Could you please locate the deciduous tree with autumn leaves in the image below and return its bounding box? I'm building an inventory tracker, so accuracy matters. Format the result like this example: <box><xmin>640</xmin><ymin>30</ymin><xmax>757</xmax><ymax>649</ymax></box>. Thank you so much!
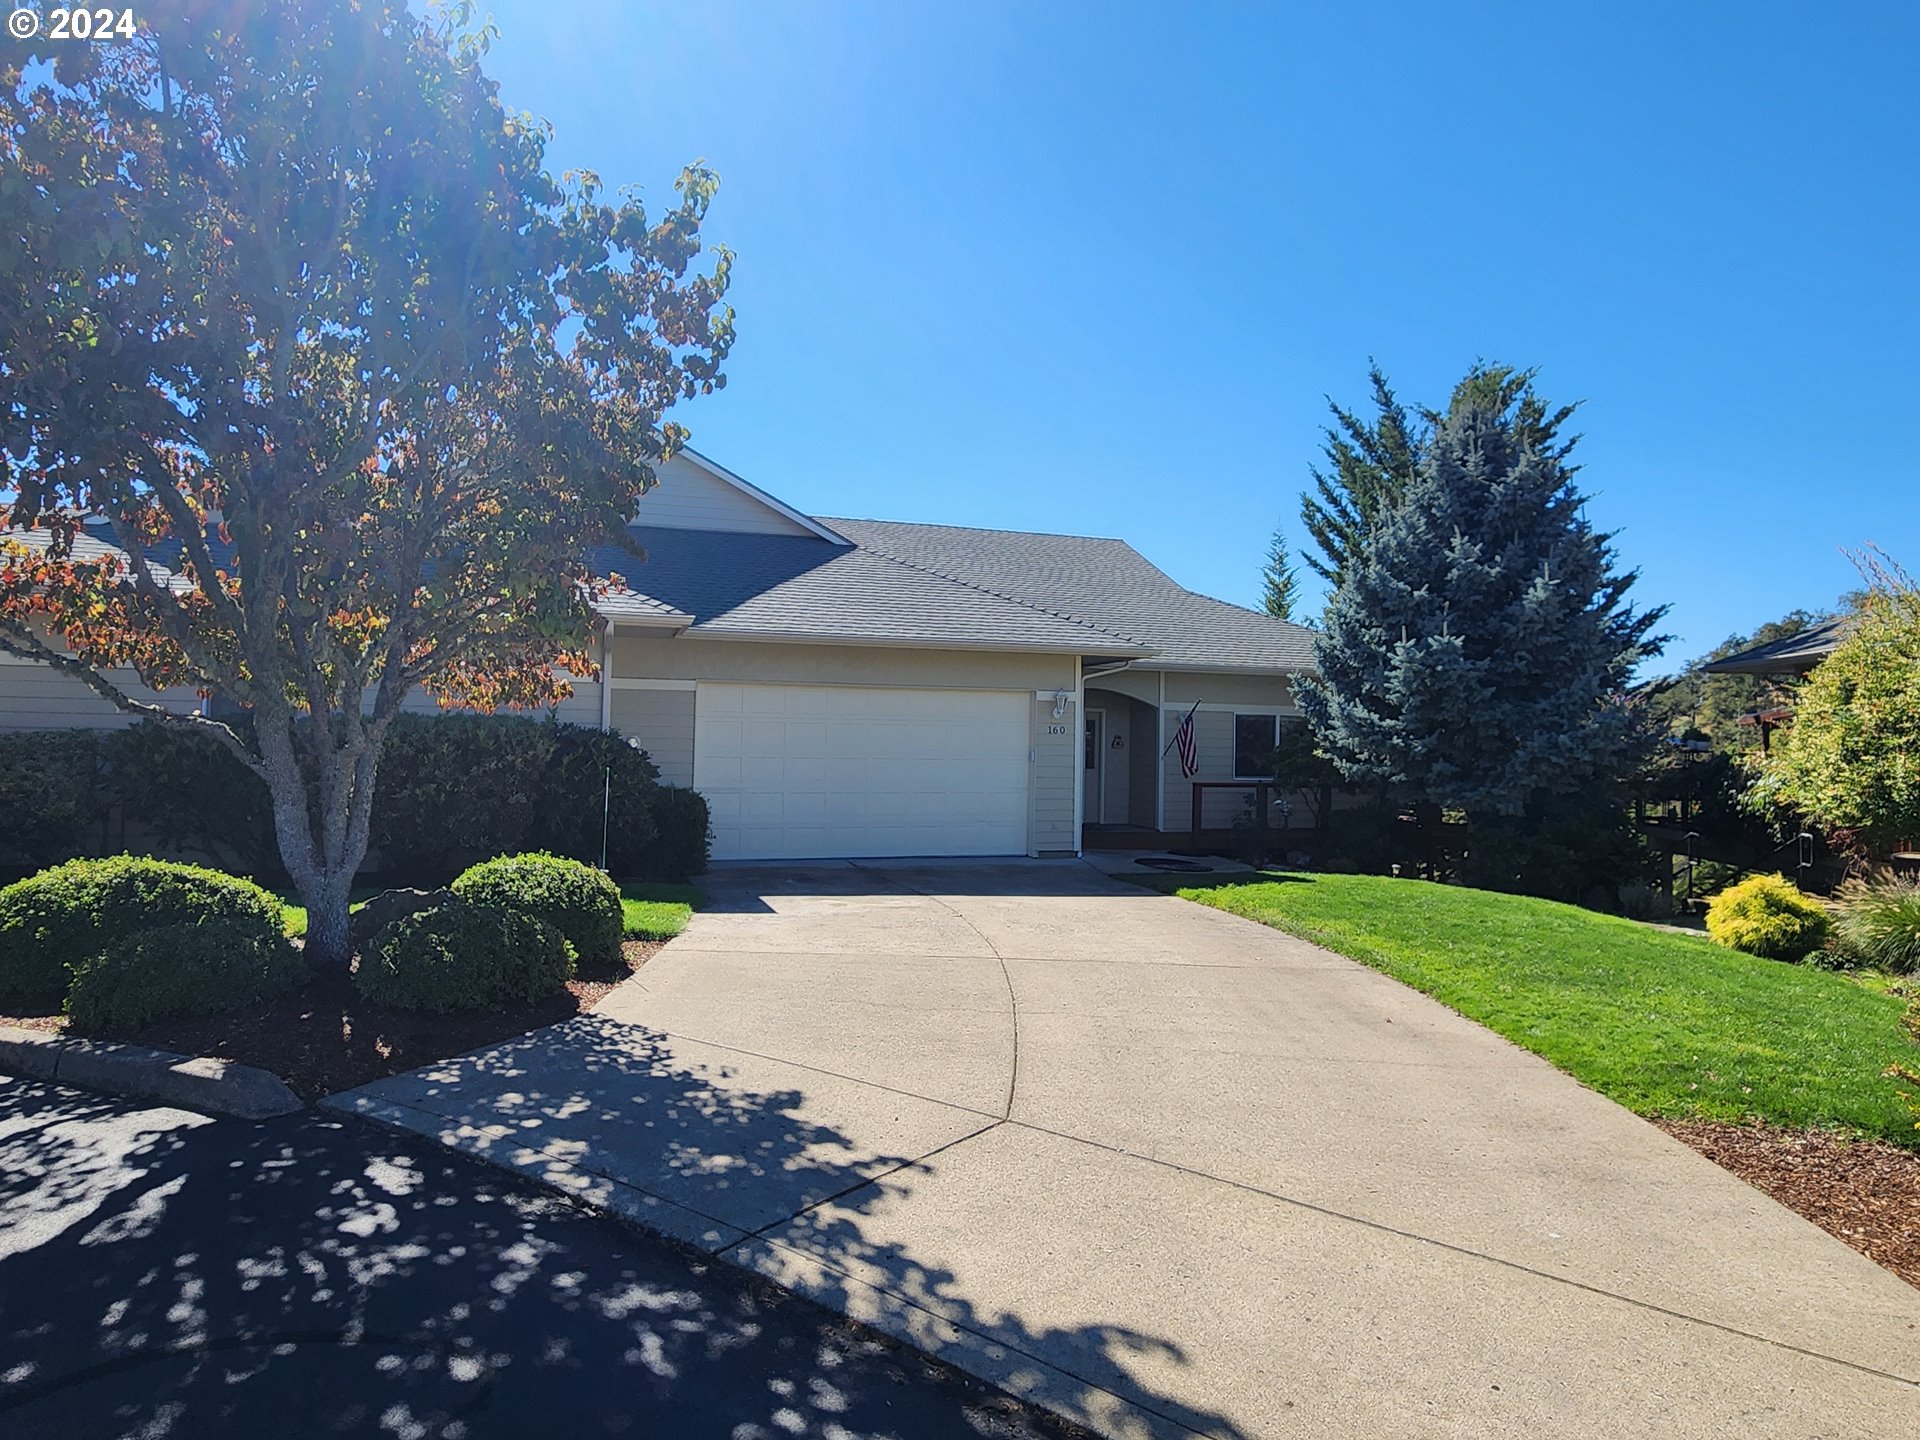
<box><xmin>0</xmin><ymin>1</ymin><xmax>734</xmax><ymax>965</ymax></box>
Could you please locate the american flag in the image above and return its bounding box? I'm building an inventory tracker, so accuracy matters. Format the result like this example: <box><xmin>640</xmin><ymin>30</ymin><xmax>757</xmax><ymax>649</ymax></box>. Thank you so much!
<box><xmin>1173</xmin><ymin>703</ymin><xmax>1200</xmax><ymax>778</ymax></box>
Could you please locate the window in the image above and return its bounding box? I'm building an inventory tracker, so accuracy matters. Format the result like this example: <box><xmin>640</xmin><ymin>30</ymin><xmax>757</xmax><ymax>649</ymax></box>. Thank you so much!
<box><xmin>1233</xmin><ymin>713</ymin><xmax>1279</xmax><ymax>778</ymax></box>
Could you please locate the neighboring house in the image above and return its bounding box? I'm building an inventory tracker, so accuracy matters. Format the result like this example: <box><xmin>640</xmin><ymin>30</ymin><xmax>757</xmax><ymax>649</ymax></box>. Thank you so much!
<box><xmin>0</xmin><ymin>452</ymin><xmax>1318</xmax><ymax>862</ymax></box>
<box><xmin>1700</xmin><ymin>615</ymin><xmax>1852</xmax><ymax>751</ymax></box>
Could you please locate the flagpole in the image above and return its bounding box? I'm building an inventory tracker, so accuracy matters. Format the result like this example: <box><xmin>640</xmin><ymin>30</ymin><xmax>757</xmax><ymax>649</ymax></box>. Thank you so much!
<box><xmin>1161</xmin><ymin>699</ymin><xmax>1201</xmax><ymax>756</ymax></box>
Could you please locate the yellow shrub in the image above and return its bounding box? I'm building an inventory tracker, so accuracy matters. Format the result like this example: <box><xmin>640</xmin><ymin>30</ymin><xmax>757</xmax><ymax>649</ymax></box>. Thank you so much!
<box><xmin>1704</xmin><ymin>873</ymin><xmax>1830</xmax><ymax>962</ymax></box>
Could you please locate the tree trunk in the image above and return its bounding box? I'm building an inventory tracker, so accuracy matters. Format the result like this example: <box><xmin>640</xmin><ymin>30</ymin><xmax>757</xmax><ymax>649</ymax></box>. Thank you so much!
<box><xmin>253</xmin><ymin>711</ymin><xmax>382</xmax><ymax>972</ymax></box>
<box><xmin>300</xmin><ymin>868</ymin><xmax>357</xmax><ymax>971</ymax></box>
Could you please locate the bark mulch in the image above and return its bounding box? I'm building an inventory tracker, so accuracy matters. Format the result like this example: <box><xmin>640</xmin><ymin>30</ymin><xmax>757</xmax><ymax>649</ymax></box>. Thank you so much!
<box><xmin>1</xmin><ymin>938</ymin><xmax>665</xmax><ymax>1103</ymax></box>
<box><xmin>1657</xmin><ymin>1118</ymin><xmax>1920</xmax><ymax>1289</ymax></box>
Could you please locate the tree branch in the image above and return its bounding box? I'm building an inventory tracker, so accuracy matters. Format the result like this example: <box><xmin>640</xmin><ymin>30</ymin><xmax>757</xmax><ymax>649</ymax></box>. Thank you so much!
<box><xmin>0</xmin><ymin>624</ymin><xmax>266</xmax><ymax>780</ymax></box>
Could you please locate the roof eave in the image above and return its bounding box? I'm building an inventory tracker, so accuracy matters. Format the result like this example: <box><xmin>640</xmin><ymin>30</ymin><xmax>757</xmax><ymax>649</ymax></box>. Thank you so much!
<box><xmin>680</xmin><ymin>625</ymin><xmax>1157</xmax><ymax>658</ymax></box>
<box><xmin>1134</xmin><ymin>658</ymin><xmax>1317</xmax><ymax>676</ymax></box>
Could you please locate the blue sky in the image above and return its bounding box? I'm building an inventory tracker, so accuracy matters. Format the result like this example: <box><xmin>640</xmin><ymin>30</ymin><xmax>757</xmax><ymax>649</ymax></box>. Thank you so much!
<box><xmin>482</xmin><ymin>0</ymin><xmax>1916</xmax><ymax>669</ymax></box>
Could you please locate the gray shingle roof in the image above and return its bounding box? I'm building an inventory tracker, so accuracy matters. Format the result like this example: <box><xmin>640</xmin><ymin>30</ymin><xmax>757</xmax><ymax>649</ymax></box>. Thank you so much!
<box><xmin>1701</xmin><ymin>615</ymin><xmax>1851</xmax><ymax>676</ymax></box>
<box><xmin>817</xmin><ymin>518</ymin><xmax>1318</xmax><ymax>672</ymax></box>
<box><xmin>590</xmin><ymin>528</ymin><xmax>1150</xmax><ymax>654</ymax></box>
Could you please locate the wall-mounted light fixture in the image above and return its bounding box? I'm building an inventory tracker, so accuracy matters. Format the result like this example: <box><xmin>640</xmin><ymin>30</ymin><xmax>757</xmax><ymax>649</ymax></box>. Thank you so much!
<box><xmin>1051</xmin><ymin>690</ymin><xmax>1071</xmax><ymax>720</ymax></box>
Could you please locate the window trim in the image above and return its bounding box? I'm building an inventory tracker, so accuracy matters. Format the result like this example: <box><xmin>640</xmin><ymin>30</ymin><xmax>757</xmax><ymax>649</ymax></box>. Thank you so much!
<box><xmin>1231</xmin><ymin>711</ymin><xmax>1282</xmax><ymax>780</ymax></box>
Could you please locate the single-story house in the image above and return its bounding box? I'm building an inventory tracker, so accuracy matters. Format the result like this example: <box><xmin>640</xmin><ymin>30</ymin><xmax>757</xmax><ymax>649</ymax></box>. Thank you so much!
<box><xmin>1701</xmin><ymin>615</ymin><xmax>1851</xmax><ymax>752</ymax></box>
<box><xmin>0</xmin><ymin>451</ymin><xmax>1319</xmax><ymax>861</ymax></box>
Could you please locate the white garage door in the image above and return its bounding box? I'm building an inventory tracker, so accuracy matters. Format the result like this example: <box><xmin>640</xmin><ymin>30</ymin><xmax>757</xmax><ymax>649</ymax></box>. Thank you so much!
<box><xmin>694</xmin><ymin>683</ymin><xmax>1031</xmax><ymax>860</ymax></box>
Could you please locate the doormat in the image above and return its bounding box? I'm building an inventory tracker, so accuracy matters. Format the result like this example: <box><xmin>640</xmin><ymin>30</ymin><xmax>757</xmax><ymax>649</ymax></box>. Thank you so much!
<box><xmin>1134</xmin><ymin>857</ymin><xmax>1214</xmax><ymax>873</ymax></box>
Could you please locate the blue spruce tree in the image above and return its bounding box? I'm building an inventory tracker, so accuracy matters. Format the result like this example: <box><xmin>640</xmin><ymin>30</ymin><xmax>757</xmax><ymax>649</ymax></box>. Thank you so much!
<box><xmin>1298</xmin><ymin>394</ymin><xmax>1665</xmax><ymax>821</ymax></box>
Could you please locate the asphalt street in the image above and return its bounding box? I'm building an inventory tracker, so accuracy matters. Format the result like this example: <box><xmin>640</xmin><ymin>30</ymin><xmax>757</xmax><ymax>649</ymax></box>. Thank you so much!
<box><xmin>0</xmin><ymin>1074</ymin><xmax>1082</xmax><ymax>1440</ymax></box>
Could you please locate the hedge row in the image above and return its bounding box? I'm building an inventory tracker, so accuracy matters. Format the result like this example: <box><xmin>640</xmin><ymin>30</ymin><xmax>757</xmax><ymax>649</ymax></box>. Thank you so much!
<box><xmin>0</xmin><ymin>714</ymin><xmax>709</xmax><ymax>884</ymax></box>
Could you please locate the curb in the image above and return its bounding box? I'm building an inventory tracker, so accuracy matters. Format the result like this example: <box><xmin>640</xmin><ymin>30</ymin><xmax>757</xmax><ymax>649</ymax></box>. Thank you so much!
<box><xmin>0</xmin><ymin>1024</ymin><xmax>303</xmax><ymax>1119</ymax></box>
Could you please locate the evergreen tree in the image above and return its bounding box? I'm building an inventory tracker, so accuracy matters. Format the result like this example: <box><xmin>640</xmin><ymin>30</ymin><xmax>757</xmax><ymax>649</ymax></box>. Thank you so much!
<box><xmin>1300</xmin><ymin>361</ymin><xmax>1580</xmax><ymax>588</ymax></box>
<box><xmin>1296</xmin><ymin>397</ymin><xmax>1665</xmax><ymax>817</ymax></box>
<box><xmin>1260</xmin><ymin>527</ymin><xmax>1300</xmax><ymax>619</ymax></box>
<box><xmin>1299</xmin><ymin>364</ymin><xmax>1420</xmax><ymax>587</ymax></box>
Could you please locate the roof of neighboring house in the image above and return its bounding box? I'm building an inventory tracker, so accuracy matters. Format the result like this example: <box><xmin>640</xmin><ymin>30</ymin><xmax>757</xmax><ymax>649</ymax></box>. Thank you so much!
<box><xmin>2</xmin><ymin>524</ymin><xmax>185</xmax><ymax>591</ymax></box>
<box><xmin>11</xmin><ymin>473</ymin><xmax>1322</xmax><ymax>673</ymax></box>
<box><xmin>590</xmin><ymin>527</ymin><xmax>1153</xmax><ymax>655</ymax></box>
<box><xmin>1701</xmin><ymin>615</ymin><xmax>1852</xmax><ymax>676</ymax></box>
<box><xmin>816</xmin><ymin>517</ymin><xmax>1319</xmax><ymax>672</ymax></box>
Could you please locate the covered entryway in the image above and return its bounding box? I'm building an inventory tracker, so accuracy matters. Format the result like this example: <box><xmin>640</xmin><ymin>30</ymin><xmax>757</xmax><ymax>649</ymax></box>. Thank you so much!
<box><xmin>693</xmin><ymin>682</ymin><xmax>1031</xmax><ymax>860</ymax></box>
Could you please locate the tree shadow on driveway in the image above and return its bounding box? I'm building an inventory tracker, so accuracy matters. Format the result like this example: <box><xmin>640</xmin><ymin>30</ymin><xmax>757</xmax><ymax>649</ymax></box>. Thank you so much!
<box><xmin>321</xmin><ymin>1013</ymin><xmax>1252</xmax><ymax>1439</ymax></box>
<box><xmin>0</xmin><ymin>1026</ymin><xmax>1249</xmax><ymax>1440</ymax></box>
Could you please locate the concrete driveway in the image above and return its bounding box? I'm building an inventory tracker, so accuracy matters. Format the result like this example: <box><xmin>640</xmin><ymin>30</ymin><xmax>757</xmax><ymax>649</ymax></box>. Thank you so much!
<box><xmin>333</xmin><ymin>860</ymin><xmax>1920</xmax><ymax>1439</ymax></box>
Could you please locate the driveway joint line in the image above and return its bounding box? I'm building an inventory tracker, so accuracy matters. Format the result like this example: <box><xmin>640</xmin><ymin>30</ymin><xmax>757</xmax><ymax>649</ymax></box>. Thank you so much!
<box><xmin>847</xmin><ymin>862</ymin><xmax>1023</xmax><ymax>1121</ymax></box>
<box><xmin>991</xmin><ymin>1113</ymin><xmax>1920</xmax><ymax>1389</ymax></box>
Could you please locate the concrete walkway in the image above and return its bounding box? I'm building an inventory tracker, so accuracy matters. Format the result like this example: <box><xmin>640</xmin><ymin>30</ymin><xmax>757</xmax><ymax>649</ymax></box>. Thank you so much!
<box><xmin>332</xmin><ymin>860</ymin><xmax>1920</xmax><ymax>1439</ymax></box>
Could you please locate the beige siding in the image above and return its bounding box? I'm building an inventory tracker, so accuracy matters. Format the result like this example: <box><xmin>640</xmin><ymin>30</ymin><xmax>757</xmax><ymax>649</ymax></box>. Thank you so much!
<box><xmin>1164</xmin><ymin>671</ymin><xmax>1298</xmax><ymax>707</ymax></box>
<box><xmin>1087</xmin><ymin>668</ymin><xmax>1158</xmax><ymax>705</ymax></box>
<box><xmin>1085</xmin><ymin>667</ymin><xmax>1298</xmax><ymax>709</ymax></box>
<box><xmin>609</xmin><ymin>686</ymin><xmax>696</xmax><ymax>787</ymax></box>
<box><xmin>610</xmin><ymin>635</ymin><xmax>1075</xmax><ymax>693</ymax></box>
<box><xmin>1030</xmin><ymin>692</ymin><xmax>1077</xmax><ymax>854</ymax></box>
<box><xmin>1087</xmin><ymin>669</ymin><xmax>1303</xmax><ymax>833</ymax></box>
<box><xmin>630</xmin><ymin>453</ymin><xmax>819</xmax><ymax>536</ymax></box>
<box><xmin>1162</xmin><ymin>692</ymin><xmax>1305</xmax><ymax>832</ymax></box>
<box><xmin>0</xmin><ymin>653</ymin><xmax>200</xmax><ymax>731</ymax></box>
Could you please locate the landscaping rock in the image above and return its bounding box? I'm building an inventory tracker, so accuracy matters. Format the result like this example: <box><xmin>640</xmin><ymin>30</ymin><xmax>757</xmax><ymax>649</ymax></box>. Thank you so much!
<box><xmin>348</xmin><ymin>887</ymin><xmax>452</xmax><ymax>953</ymax></box>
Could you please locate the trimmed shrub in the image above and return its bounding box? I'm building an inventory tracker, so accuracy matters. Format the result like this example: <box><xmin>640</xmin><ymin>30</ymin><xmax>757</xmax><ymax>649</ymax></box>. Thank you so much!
<box><xmin>535</xmin><ymin>729</ymin><xmax>661</xmax><ymax>878</ymax></box>
<box><xmin>645</xmin><ymin>786</ymin><xmax>711</xmax><ymax>882</ymax></box>
<box><xmin>370</xmin><ymin>714</ymin><xmax>557</xmax><ymax>882</ymax></box>
<box><xmin>1704</xmin><ymin>873</ymin><xmax>1830</xmax><ymax>962</ymax></box>
<box><xmin>369</xmin><ymin>713</ymin><xmax>668</xmax><ymax>883</ymax></box>
<box><xmin>1831</xmin><ymin>872</ymin><xmax>1920</xmax><ymax>974</ymax></box>
<box><xmin>453</xmin><ymin>853</ymin><xmax>623</xmax><ymax>967</ymax></box>
<box><xmin>66</xmin><ymin>917</ymin><xmax>301</xmax><ymax>1033</ymax></box>
<box><xmin>0</xmin><ymin>730</ymin><xmax>103</xmax><ymax>875</ymax></box>
<box><xmin>355</xmin><ymin>896</ymin><xmax>574</xmax><ymax>1012</ymax></box>
<box><xmin>0</xmin><ymin>855</ymin><xmax>293</xmax><ymax>1015</ymax></box>
<box><xmin>347</xmin><ymin>887</ymin><xmax>452</xmax><ymax>954</ymax></box>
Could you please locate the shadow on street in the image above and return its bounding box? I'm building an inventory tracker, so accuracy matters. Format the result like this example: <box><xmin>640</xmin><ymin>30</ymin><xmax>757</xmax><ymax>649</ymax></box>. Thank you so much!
<box><xmin>0</xmin><ymin>1077</ymin><xmax>1097</xmax><ymax>1440</ymax></box>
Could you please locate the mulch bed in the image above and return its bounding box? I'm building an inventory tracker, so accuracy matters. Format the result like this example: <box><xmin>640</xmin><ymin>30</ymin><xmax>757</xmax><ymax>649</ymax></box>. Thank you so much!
<box><xmin>1</xmin><ymin>938</ymin><xmax>665</xmax><ymax>1102</ymax></box>
<box><xmin>1656</xmin><ymin>1118</ymin><xmax>1920</xmax><ymax>1289</ymax></box>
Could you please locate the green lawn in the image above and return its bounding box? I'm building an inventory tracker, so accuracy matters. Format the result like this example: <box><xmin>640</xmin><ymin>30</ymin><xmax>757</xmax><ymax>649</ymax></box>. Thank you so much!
<box><xmin>619</xmin><ymin>882</ymin><xmax>705</xmax><ymax>940</ymax></box>
<box><xmin>281</xmin><ymin>882</ymin><xmax>706</xmax><ymax>942</ymax></box>
<box><xmin>278</xmin><ymin>888</ymin><xmax>381</xmax><ymax>939</ymax></box>
<box><xmin>1157</xmin><ymin>871</ymin><xmax>1918</xmax><ymax>1143</ymax></box>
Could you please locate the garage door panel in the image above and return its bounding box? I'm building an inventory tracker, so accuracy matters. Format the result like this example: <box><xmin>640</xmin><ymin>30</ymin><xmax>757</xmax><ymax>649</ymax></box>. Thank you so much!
<box><xmin>695</xmin><ymin>682</ymin><xmax>1032</xmax><ymax>860</ymax></box>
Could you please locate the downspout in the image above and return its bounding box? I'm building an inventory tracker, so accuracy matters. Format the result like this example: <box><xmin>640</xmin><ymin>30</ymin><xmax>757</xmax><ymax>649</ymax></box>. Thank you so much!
<box><xmin>599</xmin><ymin>623</ymin><xmax>613</xmax><ymax>732</ymax></box>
